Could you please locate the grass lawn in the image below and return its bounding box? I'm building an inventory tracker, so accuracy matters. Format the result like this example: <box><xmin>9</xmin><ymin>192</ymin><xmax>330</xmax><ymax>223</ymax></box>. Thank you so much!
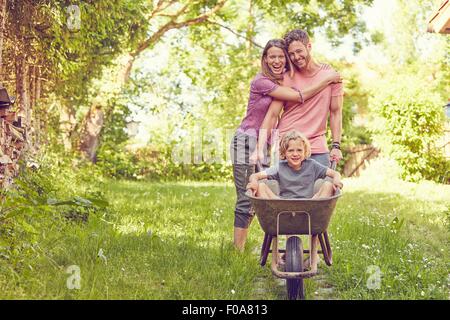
<box><xmin>0</xmin><ymin>160</ymin><xmax>449</xmax><ymax>299</ymax></box>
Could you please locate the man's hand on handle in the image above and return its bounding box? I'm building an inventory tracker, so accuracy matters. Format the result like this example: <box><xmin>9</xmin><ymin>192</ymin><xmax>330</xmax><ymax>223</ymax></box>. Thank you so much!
<box><xmin>249</xmin><ymin>148</ymin><xmax>265</xmax><ymax>166</ymax></box>
<box><xmin>330</xmin><ymin>148</ymin><xmax>342</xmax><ymax>163</ymax></box>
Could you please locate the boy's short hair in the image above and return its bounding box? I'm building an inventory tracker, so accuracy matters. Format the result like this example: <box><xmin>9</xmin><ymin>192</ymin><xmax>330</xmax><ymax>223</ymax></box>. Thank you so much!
<box><xmin>279</xmin><ymin>130</ymin><xmax>311</xmax><ymax>160</ymax></box>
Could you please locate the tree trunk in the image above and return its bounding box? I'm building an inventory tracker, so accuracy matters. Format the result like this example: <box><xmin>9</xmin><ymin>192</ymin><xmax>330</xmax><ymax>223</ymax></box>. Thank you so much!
<box><xmin>246</xmin><ymin>0</ymin><xmax>254</xmax><ymax>57</ymax></box>
<box><xmin>35</xmin><ymin>66</ymin><xmax>41</xmax><ymax>101</ymax></box>
<box><xmin>29</xmin><ymin>64</ymin><xmax>35</xmax><ymax>108</ymax></box>
<box><xmin>15</xmin><ymin>52</ymin><xmax>30</xmax><ymax>126</ymax></box>
<box><xmin>60</xmin><ymin>104</ymin><xmax>76</xmax><ymax>152</ymax></box>
<box><xmin>78</xmin><ymin>104</ymin><xmax>104</xmax><ymax>162</ymax></box>
<box><xmin>0</xmin><ymin>0</ymin><xmax>7</xmax><ymax>83</ymax></box>
<box><xmin>77</xmin><ymin>54</ymin><xmax>132</xmax><ymax>158</ymax></box>
<box><xmin>33</xmin><ymin>65</ymin><xmax>41</xmax><ymax>147</ymax></box>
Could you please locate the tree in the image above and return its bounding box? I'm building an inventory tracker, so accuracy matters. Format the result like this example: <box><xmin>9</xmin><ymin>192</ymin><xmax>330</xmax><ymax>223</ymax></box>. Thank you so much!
<box><xmin>78</xmin><ymin>0</ymin><xmax>227</xmax><ymax>162</ymax></box>
<box><xmin>365</xmin><ymin>0</ymin><xmax>449</xmax><ymax>182</ymax></box>
<box><xmin>0</xmin><ymin>0</ymin><xmax>6</xmax><ymax>82</ymax></box>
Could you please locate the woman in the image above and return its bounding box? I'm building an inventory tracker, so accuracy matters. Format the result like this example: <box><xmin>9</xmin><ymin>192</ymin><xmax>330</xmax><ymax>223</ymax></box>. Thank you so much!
<box><xmin>230</xmin><ymin>39</ymin><xmax>341</xmax><ymax>251</ymax></box>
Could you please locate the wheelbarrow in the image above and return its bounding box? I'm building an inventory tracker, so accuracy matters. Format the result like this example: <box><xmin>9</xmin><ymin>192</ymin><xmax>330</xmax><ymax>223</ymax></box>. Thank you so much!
<box><xmin>245</xmin><ymin>163</ymin><xmax>342</xmax><ymax>300</ymax></box>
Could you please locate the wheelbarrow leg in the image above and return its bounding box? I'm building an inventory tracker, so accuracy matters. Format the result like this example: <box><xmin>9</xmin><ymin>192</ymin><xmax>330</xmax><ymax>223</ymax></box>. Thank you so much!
<box><xmin>260</xmin><ymin>233</ymin><xmax>272</xmax><ymax>266</ymax></box>
<box><xmin>323</xmin><ymin>231</ymin><xmax>333</xmax><ymax>266</ymax></box>
<box><xmin>318</xmin><ymin>232</ymin><xmax>333</xmax><ymax>266</ymax></box>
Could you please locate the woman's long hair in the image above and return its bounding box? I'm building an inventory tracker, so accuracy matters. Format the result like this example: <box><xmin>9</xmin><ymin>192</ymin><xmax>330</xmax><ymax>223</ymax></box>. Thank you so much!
<box><xmin>260</xmin><ymin>39</ymin><xmax>294</xmax><ymax>84</ymax></box>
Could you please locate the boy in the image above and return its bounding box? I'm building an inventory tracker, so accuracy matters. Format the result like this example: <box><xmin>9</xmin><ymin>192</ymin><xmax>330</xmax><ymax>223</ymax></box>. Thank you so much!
<box><xmin>246</xmin><ymin>130</ymin><xmax>343</xmax><ymax>271</ymax></box>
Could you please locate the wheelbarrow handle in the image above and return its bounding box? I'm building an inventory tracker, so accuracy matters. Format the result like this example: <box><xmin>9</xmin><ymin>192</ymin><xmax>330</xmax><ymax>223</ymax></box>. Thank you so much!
<box><xmin>330</xmin><ymin>160</ymin><xmax>337</xmax><ymax>170</ymax></box>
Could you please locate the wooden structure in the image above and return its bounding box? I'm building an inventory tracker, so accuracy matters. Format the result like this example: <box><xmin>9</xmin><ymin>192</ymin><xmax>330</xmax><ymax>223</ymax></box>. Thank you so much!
<box><xmin>0</xmin><ymin>87</ymin><xmax>26</xmax><ymax>188</ymax></box>
<box><xmin>343</xmin><ymin>144</ymin><xmax>380</xmax><ymax>177</ymax></box>
<box><xmin>428</xmin><ymin>0</ymin><xmax>450</xmax><ymax>33</ymax></box>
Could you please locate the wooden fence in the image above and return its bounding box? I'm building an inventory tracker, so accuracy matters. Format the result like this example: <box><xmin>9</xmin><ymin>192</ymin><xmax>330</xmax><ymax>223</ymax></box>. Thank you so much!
<box><xmin>342</xmin><ymin>144</ymin><xmax>380</xmax><ymax>177</ymax></box>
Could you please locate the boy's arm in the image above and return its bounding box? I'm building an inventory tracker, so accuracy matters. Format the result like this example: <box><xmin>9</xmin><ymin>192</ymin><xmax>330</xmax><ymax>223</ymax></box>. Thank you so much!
<box><xmin>246</xmin><ymin>171</ymin><xmax>269</xmax><ymax>195</ymax></box>
<box><xmin>325</xmin><ymin>168</ymin><xmax>343</xmax><ymax>189</ymax></box>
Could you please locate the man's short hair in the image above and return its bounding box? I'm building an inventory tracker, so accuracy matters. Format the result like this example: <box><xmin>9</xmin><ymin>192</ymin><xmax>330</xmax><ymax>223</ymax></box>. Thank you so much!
<box><xmin>283</xmin><ymin>29</ymin><xmax>310</xmax><ymax>48</ymax></box>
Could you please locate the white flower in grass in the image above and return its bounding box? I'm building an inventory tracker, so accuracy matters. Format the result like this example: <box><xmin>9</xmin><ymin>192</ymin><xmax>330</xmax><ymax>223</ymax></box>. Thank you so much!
<box><xmin>98</xmin><ymin>248</ymin><xmax>107</xmax><ymax>265</ymax></box>
<box><xmin>362</xmin><ymin>244</ymin><xmax>370</xmax><ymax>250</ymax></box>
<box><xmin>231</xmin><ymin>289</ymin><xmax>236</xmax><ymax>295</ymax></box>
<box><xmin>421</xmin><ymin>291</ymin><xmax>425</xmax><ymax>297</ymax></box>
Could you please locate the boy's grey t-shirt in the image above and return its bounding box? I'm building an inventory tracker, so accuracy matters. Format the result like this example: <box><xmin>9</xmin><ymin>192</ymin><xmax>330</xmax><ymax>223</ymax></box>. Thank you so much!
<box><xmin>265</xmin><ymin>159</ymin><xmax>328</xmax><ymax>199</ymax></box>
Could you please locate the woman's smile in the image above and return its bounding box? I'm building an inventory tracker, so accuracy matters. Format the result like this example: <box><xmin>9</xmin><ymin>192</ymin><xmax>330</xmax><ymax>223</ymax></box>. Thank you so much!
<box><xmin>265</xmin><ymin>46</ymin><xmax>286</xmax><ymax>75</ymax></box>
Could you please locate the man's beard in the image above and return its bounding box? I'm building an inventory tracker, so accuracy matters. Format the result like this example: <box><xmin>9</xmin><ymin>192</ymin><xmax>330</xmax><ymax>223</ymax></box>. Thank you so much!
<box><xmin>295</xmin><ymin>53</ymin><xmax>311</xmax><ymax>70</ymax></box>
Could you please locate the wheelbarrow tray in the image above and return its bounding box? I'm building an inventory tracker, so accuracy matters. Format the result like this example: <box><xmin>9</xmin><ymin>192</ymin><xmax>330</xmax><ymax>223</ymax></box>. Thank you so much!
<box><xmin>246</xmin><ymin>187</ymin><xmax>341</xmax><ymax>235</ymax></box>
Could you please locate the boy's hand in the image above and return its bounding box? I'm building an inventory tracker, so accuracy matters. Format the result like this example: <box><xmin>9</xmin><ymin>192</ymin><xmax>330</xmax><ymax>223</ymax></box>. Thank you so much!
<box><xmin>246</xmin><ymin>181</ymin><xmax>258</xmax><ymax>196</ymax></box>
<box><xmin>332</xmin><ymin>178</ymin><xmax>343</xmax><ymax>190</ymax></box>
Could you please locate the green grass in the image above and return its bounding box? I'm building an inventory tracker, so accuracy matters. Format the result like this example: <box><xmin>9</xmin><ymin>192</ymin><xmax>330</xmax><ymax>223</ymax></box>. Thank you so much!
<box><xmin>0</xmin><ymin>163</ymin><xmax>449</xmax><ymax>299</ymax></box>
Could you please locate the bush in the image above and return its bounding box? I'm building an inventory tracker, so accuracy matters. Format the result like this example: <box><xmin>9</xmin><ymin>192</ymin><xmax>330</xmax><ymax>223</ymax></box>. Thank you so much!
<box><xmin>0</xmin><ymin>150</ymin><xmax>108</xmax><ymax>272</ymax></box>
<box><xmin>369</xmin><ymin>74</ymin><xmax>449</xmax><ymax>182</ymax></box>
<box><xmin>97</xmin><ymin>144</ymin><xmax>233</xmax><ymax>182</ymax></box>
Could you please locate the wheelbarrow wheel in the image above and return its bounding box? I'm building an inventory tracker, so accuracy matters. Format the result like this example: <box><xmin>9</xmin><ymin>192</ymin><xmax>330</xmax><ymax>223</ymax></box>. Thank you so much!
<box><xmin>285</xmin><ymin>236</ymin><xmax>304</xmax><ymax>300</ymax></box>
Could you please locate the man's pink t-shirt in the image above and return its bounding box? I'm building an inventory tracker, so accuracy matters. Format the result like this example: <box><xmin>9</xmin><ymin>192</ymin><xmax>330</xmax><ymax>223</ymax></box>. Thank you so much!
<box><xmin>278</xmin><ymin>68</ymin><xmax>343</xmax><ymax>154</ymax></box>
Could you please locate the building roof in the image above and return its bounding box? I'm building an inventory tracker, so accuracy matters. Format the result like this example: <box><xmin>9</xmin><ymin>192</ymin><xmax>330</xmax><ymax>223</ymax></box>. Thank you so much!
<box><xmin>428</xmin><ymin>0</ymin><xmax>450</xmax><ymax>33</ymax></box>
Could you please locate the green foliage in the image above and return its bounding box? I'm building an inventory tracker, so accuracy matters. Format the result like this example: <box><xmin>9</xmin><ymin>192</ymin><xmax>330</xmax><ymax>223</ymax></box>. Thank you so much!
<box><xmin>36</xmin><ymin>0</ymin><xmax>150</xmax><ymax>105</ymax></box>
<box><xmin>369</xmin><ymin>74</ymin><xmax>449</xmax><ymax>182</ymax></box>
<box><xmin>254</xmin><ymin>0</ymin><xmax>373</xmax><ymax>49</ymax></box>
<box><xmin>97</xmin><ymin>143</ymin><xmax>233</xmax><ymax>182</ymax></box>
<box><xmin>0</xmin><ymin>150</ymin><xmax>109</xmax><ymax>273</ymax></box>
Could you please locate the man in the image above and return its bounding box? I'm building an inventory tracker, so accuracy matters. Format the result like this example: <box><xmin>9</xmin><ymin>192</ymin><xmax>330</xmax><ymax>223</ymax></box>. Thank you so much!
<box><xmin>256</xmin><ymin>29</ymin><xmax>344</xmax><ymax>271</ymax></box>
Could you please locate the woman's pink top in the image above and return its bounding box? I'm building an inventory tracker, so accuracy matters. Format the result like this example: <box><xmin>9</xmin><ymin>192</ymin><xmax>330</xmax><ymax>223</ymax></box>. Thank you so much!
<box><xmin>237</xmin><ymin>73</ymin><xmax>279</xmax><ymax>137</ymax></box>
